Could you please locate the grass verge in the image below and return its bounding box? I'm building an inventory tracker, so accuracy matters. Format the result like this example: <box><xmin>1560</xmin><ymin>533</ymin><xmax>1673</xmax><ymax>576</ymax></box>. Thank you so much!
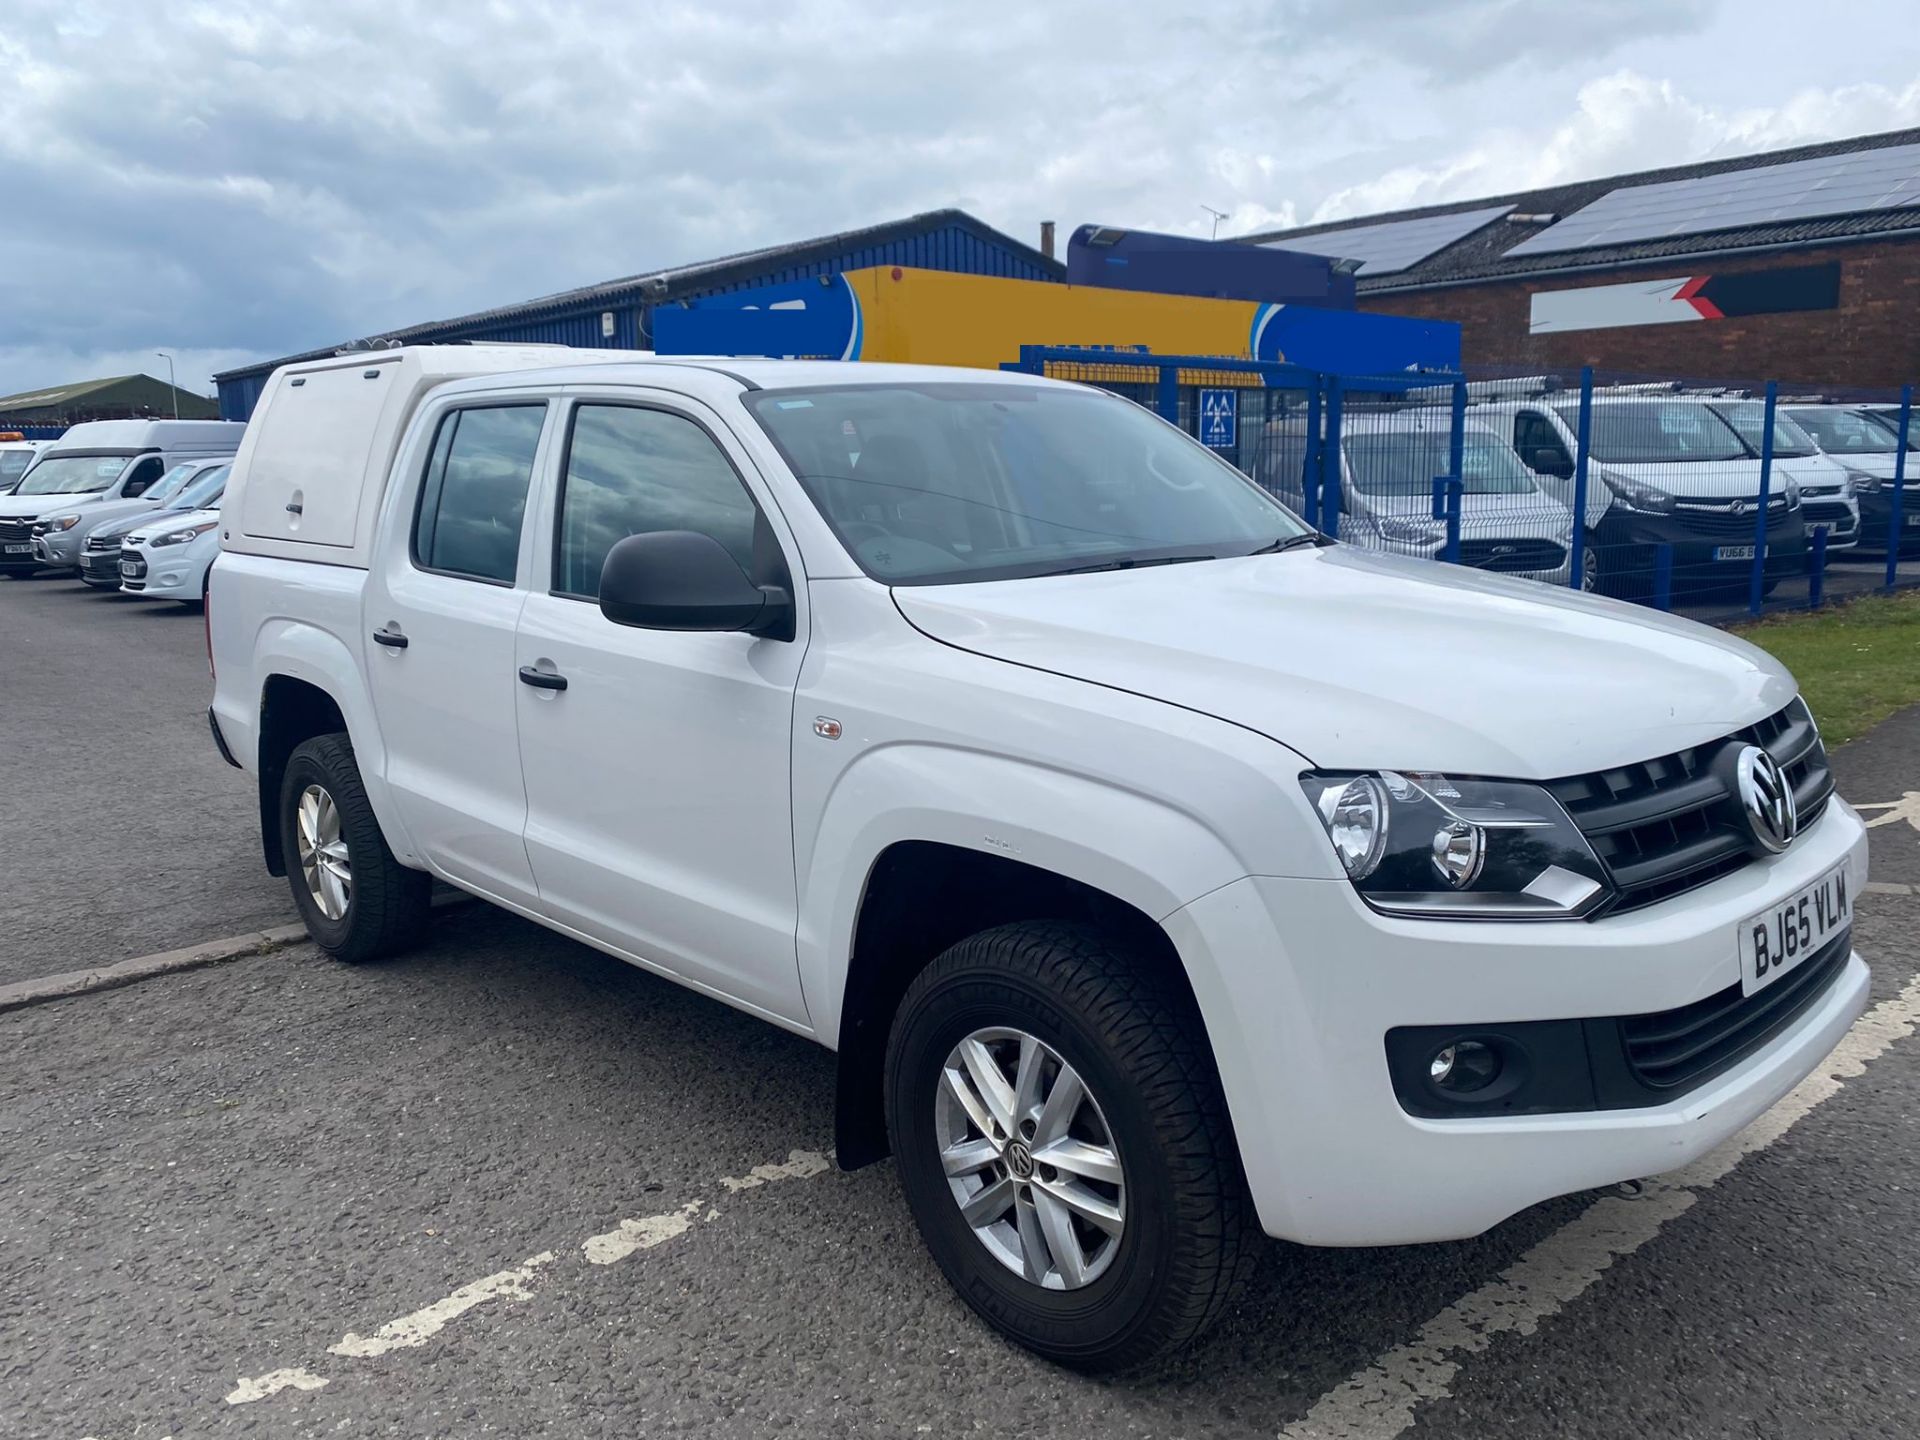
<box><xmin>1733</xmin><ymin>587</ymin><xmax>1920</xmax><ymax>745</ymax></box>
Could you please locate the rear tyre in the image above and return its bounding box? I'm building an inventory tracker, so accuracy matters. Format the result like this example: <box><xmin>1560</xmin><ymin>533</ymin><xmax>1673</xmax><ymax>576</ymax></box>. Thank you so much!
<box><xmin>884</xmin><ymin>921</ymin><xmax>1257</xmax><ymax>1373</ymax></box>
<box><xmin>278</xmin><ymin>733</ymin><xmax>431</xmax><ymax>963</ymax></box>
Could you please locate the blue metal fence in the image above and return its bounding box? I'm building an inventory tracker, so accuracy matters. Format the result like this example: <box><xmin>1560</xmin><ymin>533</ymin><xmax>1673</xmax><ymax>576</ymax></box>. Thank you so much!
<box><xmin>1003</xmin><ymin>346</ymin><xmax>1920</xmax><ymax>621</ymax></box>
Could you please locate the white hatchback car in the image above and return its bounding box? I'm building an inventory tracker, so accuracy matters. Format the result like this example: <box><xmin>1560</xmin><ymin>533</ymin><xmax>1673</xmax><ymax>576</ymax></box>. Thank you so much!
<box><xmin>120</xmin><ymin>502</ymin><xmax>222</xmax><ymax>603</ymax></box>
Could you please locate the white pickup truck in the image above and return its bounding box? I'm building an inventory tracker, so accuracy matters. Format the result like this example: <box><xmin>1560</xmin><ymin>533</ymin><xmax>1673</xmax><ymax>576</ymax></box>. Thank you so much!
<box><xmin>209</xmin><ymin>345</ymin><xmax>1870</xmax><ymax>1370</ymax></box>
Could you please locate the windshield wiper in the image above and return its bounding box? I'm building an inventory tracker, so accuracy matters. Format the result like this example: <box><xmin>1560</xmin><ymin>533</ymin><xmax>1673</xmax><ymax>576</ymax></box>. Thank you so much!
<box><xmin>1242</xmin><ymin>532</ymin><xmax>1330</xmax><ymax>556</ymax></box>
<box><xmin>1034</xmin><ymin>553</ymin><xmax>1218</xmax><ymax>577</ymax></box>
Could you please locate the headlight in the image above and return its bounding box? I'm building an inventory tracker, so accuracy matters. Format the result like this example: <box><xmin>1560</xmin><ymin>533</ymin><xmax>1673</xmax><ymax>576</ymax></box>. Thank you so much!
<box><xmin>1376</xmin><ymin>516</ymin><xmax>1441</xmax><ymax>546</ymax></box>
<box><xmin>36</xmin><ymin>514</ymin><xmax>81</xmax><ymax>533</ymax></box>
<box><xmin>1301</xmin><ymin>770</ymin><xmax>1611</xmax><ymax>919</ymax></box>
<box><xmin>151</xmin><ymin>520</ymin><xmax>218</xmax><ymax>547</ymax></box>
<box><xmin>1845</xmin><ymin>470</ymin><xmax>1881</xmax><ymax>495</ymax></box>
<box><xmin>1597</xmin><ymin>470</ymin><xmax>1673</xmax><ymax>514</ymax></box>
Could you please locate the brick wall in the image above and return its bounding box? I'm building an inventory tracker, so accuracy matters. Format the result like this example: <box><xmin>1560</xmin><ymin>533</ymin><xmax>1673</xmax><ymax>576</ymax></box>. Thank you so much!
<box><xmin>1359</xmin><ymin>239</ymin><xmax>1920</xmax><ymax>388</ymax></box>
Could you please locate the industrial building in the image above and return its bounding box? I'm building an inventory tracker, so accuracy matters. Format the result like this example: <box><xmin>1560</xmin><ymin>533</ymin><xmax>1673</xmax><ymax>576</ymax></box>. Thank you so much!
<box><xmin>214</xmin><ymin>210</ymin><xmax>1061</xmax><ymax>420</ymax></box>
<box><xmin>1241</xmin><ymin>127</ymin><xmax>1920</xmax><ymax>387</ymax></box>
<box><xmin>0</xmin><ymin>373</ymin><xmax>219</xmax><ymax>430</ymax></box>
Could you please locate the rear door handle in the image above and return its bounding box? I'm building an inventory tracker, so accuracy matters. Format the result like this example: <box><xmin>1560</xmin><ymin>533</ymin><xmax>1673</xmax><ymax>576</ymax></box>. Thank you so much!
<box><xmin>518</xmin><ymin>665</ymin><xmax>567</xmax><ymax>692</ymax></box>
<box><xmin>372</xmin><ymin>628</ymin><xmax>408</xmax><ymax>649</ymax></box>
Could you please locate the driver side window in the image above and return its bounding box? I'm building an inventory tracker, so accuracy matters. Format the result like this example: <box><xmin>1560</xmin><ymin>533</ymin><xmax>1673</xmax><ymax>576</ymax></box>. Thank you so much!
<box><xmin>121</xmin><ymin>454</ymin><xmax>166</xmax><ymax>497</ymax></box>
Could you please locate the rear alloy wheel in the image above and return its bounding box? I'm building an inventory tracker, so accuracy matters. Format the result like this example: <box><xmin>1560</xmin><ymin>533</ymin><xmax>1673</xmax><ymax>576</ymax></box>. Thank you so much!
<box><xmin>886</xmin><ymin>921</ymin><xmax>1256</xmax><ymax>1372</ymax></box>
<box><xmin>295</xmin><ymin>784</ymin><xmax>352</xmax><ymax>920</ymax></box>
<box><xmin>279</xmin><ymin>733</ymin><xmax>430</xmax><ymax>962</ymax></box>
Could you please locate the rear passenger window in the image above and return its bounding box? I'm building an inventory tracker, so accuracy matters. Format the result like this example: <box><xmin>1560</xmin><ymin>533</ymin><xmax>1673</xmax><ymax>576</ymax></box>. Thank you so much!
<box><xmin>554</xmin><ymin>405</ymin><xmax>761</xmax><ymax>600</ymax></box>
<box><xmin>413</xmin><ymin>405</ymin><xmax>546</xmax><ymax>584</ymax></box>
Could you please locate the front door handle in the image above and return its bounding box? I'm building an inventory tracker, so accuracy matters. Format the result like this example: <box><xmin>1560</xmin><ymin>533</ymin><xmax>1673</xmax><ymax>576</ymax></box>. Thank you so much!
<box><xmin>518</xmin><ymin>665</ymin><xmax>568</xmax><ymax>692</ymax></box>
<box><xmin>372</xmin><ymin>628</ymin><xmax>408</xmax><ymax>649</ymax></box>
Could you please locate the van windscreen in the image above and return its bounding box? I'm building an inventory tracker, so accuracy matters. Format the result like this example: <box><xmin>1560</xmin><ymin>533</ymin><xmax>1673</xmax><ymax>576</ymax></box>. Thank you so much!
<box><xmin>13</xmin><ymin>452</ymin><xmax>135</xmax><ymax>496</ymax></box>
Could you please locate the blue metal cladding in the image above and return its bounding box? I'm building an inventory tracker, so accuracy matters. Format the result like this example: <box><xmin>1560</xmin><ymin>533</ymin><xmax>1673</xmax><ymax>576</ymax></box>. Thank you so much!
<box><xmin>215</xmin><ymin>219</ymin><xmax>1059</xmax><ymax>418</ymax></box>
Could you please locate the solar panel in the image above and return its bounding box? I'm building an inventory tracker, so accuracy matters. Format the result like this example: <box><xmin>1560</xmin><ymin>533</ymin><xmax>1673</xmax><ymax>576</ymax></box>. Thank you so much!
<box><xmin>1263</xmin><ymin>204</ymin><xmax>1514</xmax><ymax>276</ymax></box>
<box><xmin>1507</xmin><ymin>143</ymin><xmax>1920</xmax><ymax>257</ymax></box>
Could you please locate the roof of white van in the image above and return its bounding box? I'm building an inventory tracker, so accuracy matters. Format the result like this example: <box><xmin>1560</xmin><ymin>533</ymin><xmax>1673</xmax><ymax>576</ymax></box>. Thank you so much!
<box><xmin>45</xmin><ymin>418</ymin><xmax>246</xmax><ymax>450</ymax></box>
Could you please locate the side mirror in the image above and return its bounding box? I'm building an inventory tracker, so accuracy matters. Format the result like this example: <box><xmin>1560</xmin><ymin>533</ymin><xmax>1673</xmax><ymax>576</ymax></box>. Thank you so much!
<box><xmin>598</xmin><ymin>530</ymin><xmax>794</xmax><ymax>641</ymax></box>
<box><xmin>1526</xmin><ymin>446</ymin><xmax>1574</xmax><ymax>480</ymax></box>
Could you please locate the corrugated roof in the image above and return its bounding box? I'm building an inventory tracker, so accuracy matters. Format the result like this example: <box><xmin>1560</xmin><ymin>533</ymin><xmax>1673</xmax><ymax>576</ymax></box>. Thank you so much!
<box><xmin>0</xmin><ymin>374</ymin><xmax>141</xmax><ymax>410</ymax></box>
<box><xmin>1241</xmin><ymin>126</ymin><xmax>1920</xmax><ymax>292</ymax></box>
<box><xmin>215</xmin><ymin>208</ymin><xmax>1062</xmax><ymax>383</ymax></box>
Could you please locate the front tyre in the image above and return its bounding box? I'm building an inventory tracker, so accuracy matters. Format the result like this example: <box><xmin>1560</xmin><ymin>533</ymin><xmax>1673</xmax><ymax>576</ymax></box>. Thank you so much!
<box><xmin>278</xmin><ymin>733</ymin><xmax>431</xmax><ymax>963</ymax></box>
<box><xmin>885</xmin><ymin>921</ymin><xmax>1256</xmax><ymax>1372</ymax></box>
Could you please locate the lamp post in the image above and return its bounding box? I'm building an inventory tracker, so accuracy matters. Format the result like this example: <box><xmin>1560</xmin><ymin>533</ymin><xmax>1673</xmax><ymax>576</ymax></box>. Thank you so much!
<box><xmin>156</xmin><ymin>351</ymin><xmax>178</xmax><ymax>419</ymax></box>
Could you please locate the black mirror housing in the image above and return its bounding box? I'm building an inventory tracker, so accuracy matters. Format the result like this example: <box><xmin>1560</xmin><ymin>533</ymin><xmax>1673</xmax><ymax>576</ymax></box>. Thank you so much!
<box><xmin>598</xmin><ymin>531</ymin><xmax>794</xmax><ymax>640</ymax></box>
<box><xmin>1528</xmin><ymin>447</ymin><xmax>1574</xmax><ymax>480</ymax></box>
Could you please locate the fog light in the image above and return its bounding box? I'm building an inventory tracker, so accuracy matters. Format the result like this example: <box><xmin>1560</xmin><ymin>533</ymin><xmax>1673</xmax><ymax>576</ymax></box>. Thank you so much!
<box><xmin>1429</xmin><ymin>1039</ymin><xmax>1500</xmax><ymax>1093</ymax></box>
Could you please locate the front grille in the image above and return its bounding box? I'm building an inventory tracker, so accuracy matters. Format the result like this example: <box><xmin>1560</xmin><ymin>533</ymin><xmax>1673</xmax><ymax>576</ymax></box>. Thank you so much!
<box><xmin>1544</xmin><ymin>698</ymin><xmax>1833</xmax><ymax>916</ymax></box>
<box><xmin>120</xmin><ymin>555</ymin><xmax>148</xmax><ymax>580</ymax></box>
<box><xmin>1458</xmin><ymin>538</ymin><xmax>1566</xmax><ymax>573</ymax></box>
<box><xmin>85</xmin><ymin>532</ymin><xmax>123</xmax><ymax>553</ymax></box>
<box><xmin>1617</xmin><ymin>930</ymin><xmax>1850</xmax><ymax>1092</ymax></box>
<box><xmin>1669</xmin><ymin>498</ymin><xmax>1794</xmax><ymax>538</ymax></box>
<box><xmin>1802</xmin><ymin>500</ymin><xmax>1857</xmax><ymax>535</ymax></box>
<box><xmin>0</xmin><ymin>518</ymin><xmax>36</xmax><ymax>544</ymax></box>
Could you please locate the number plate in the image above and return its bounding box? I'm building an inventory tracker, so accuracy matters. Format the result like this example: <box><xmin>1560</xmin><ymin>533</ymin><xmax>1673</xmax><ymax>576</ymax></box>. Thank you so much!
<box><xmin>120</xmin><ymin>559</ymin><xmax>141</xmax><ymax>577</ymax></box>
<box><xmin>1714</xmin><ymin>543</ymin><xmax>1762</xmax><ymax>561</ymax></box>
<box><xmin>1905</xmin><ymin>513</ymin><xmax>1920</xmax><ymax>527</ymax></box>
<box><xmin>2</xmin><ymin>543</ymin><xmax>29</xmax><ymax>554</ymax></box>
<box><xmin>1739</xmin><ymin>864</ymin><xmax>1849</xmax><ymax>996</ymax></box>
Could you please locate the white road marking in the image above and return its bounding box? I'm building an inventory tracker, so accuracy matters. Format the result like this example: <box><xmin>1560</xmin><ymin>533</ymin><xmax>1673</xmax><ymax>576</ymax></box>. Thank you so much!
<box><xmin>1856</xmin><ymin>793</ymin><xmax>1920</xmax><ymax>833</ymax></box>
<box><xmin>1864</xmin><ymin>880</ymin><xmax>1914</xmax><ymax>896</ymax></box>
<box><xmin>224</xmin><ymin>1366</ymin><xmax>330</xmax><ymax>1405</ymax></box>
<box><xmin>326</xmin><ymin>1252</ymin><xmax>556</xmax><ymax>1359</ymax></box>
<box><xmin>231</xmin><ymin>1146</ymin><xmax>837</xmax><ymax>1407</ymax></box>
<box><xmin>583</xmin><ymin>1201</ymin><xmax>705</xmax><ymax>1265</ymax></box>
<box><xmin>1281</xmin><ymin>970</ymin><xmax>1920</xmax><ymax>1440</ymax></box>
<box><xmin>720</xmin><ymin>1148</ymin><xmax>832</xmax><ymax>1193</ymax></box>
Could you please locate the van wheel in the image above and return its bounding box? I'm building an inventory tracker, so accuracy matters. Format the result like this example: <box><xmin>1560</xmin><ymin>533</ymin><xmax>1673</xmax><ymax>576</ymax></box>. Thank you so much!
<box><xmin>278</xmin><ymin>734</ymin><xmax>431</xmax><ymax>963</ymax></box>
<box><xmin>884</xmin><ymin>921</ymin><xmax>1256</xmax><ymax>1372</ymax></box>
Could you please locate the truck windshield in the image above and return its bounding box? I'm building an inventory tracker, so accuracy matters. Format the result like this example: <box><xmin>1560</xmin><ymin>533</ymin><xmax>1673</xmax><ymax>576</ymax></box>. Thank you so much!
<box><xmin>1553</xmin><ymin>401</ymin><xmax>1748</xmax><ymax>463</ymax></box>
<box><xmin>1708</xmin><ymin>402</ymin><xmax>1818</xmax><ymax>458</ymax></box>
<box><xmin>14</xmin><ymin>452</ymin><xmax>135</xmax><ymax>495</ymax></box>
<box><xmin>745</xmin><ymin>383</ymin><xmax>1308</xmax><ymax>585</ymax></box>
<box><xmin>1344</xmin><ymin>431</ymin><xmax>1537</xmax><ymax>496</ymax></box>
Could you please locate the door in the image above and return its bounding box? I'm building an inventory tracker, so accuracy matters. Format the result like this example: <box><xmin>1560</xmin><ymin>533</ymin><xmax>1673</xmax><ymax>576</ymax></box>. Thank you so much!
<box><xmin>364</xmin><ymin>401</ymin><xmax>550</xmax><ymax>902</ymax></box>
<box><xmin>514</xmin><ymin>398</ymin><xmax>809</xmax><ymax>1024</ymax></box>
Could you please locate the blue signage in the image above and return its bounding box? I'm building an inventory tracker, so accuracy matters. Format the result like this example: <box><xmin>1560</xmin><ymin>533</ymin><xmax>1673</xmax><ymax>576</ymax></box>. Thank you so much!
<box><xmin>1199</xmin><ymin>388</ymin><xmax>1237</xmax><ymax>449</ymax></box>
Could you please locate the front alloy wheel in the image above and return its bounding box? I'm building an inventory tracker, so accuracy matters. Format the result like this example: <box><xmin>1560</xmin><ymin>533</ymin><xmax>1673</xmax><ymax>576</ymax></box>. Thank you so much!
<box><xmin>885</xmin><ymin>921</ymin><xmax>1256</xmax><ymax>1372</ymax></box>
<box><xmin>937</xmin><ymin>1027</ymin><xmax>1126</xmax><ymax>1290</ymax></box>
<box><xmin>296</xmin><ymin>783</ymin><xmax>351</xmax><ymax>921</ymax></box>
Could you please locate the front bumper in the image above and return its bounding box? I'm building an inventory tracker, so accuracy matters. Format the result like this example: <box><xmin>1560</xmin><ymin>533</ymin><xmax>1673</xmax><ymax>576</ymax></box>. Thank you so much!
<box><xmin>1596</xmin><ymin>510</ymin><xmax>1807</xmax><ymax>579</ymax></box>
<box><xmin>79</xmin><ymin>545</ymin><xmax>128</xmax><ymax>587</ymax></box>
<box><xmin>120</xmin><ymin>546</ymin><xmax>203</xmax><ymax>597</ymax></box>
<box><xmin>1163</xmin><ymin>798</ymin><xmax>1870</xmax><ymax>1246</ymax></box>
<box><xmin>1857</xmin><ymin>489</ymin><xmax>1920</xmax><ymax>552</ymax></box>
<box><xmin>31</xmin><ymin>531</ymin><xmax>81</xmax><ymax>568</ymax></box>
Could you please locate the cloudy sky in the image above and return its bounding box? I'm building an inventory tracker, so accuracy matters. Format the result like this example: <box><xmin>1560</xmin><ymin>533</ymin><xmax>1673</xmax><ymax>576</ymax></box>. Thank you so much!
<box><xmin>3</xmin><ymin>0</ymin><xmax>1917</xmax><ymax>399</ymax></box>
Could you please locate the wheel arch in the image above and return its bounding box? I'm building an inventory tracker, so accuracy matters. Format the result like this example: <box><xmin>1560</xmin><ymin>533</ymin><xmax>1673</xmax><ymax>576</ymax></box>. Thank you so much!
<box><xmin>252</xmin><ymin>621</ymin><xmax>407</xmax><ymax>875</ymax></box>
<box><xmin>830</xmin><ymin>840</ymin><xmax>1224</xmax><ymax>1172</ymax></box>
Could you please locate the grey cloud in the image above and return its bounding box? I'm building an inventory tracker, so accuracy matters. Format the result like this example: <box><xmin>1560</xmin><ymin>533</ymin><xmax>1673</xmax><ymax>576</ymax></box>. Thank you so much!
<box><xmin>0</xmin><ymin>0</ymin><xmax>1900</xmax><ymax>395</ymax></box>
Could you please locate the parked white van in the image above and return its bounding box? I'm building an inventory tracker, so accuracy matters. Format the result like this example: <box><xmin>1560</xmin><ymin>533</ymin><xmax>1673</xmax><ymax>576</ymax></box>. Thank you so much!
<box><xmin>0</xmin><ymin>419</ymin><xmax>245</xmax><ymax>574</ymax></box>
<box><xmin>210</xmin><ymin>346</ymin><xmax>1867</xmax><ymax>1370</ymax></box>
<box><xmin>1257</xmin><ymin>410</ymin><xmax>1580</xmax><ymax>583</ymax></box>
